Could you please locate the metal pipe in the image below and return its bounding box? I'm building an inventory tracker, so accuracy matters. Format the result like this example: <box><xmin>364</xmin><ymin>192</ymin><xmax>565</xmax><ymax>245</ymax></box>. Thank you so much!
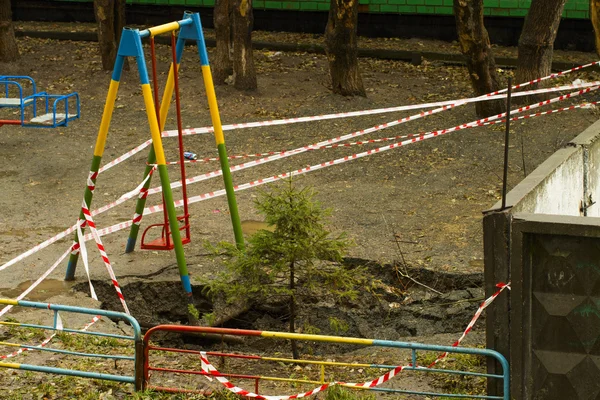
<box><xmin>501</xmin><ymin>77</ymin><xmax>512</xmax><ymax>210</ymax></box>
<box><xmin>171</xmin><ymin>31</ymin><xmax>191</xmax><ymax>241</ymax></box>
<box><xmin>0</xmin><ymin>362</ymin><xmax>135</xmax><ymax>384</ymax></box>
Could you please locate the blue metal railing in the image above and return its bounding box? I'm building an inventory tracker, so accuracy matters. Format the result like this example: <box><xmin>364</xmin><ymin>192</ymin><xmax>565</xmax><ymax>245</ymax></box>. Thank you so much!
<box><xmin>372</xmin><ymin>339</ymin><xmax>509</xmax><ymax>399</ymax></box>
<box><xmin>0</xmin><ymin>299</ymin><xmax>143</xmax><ymax>390</ymax></box>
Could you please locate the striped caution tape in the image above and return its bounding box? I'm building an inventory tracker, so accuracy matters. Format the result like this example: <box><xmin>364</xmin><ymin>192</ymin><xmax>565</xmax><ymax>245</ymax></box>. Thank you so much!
<box><xmin>169</xmin><ymin>99</ymin><xmax>598</xmax><ymax>161</ymax></box>
<box><xmin>145</xmin><ymin>85</ymin><xmax>600</xmax><ymax>215</ymax></box>
<box><xmin>200</xmin><ymin>351</ymin><xmax>335</xmax><ymax>400</ymax></box>
<box><xmin>201</xmin><ymin>350</ymin><xmax>408</xmax><ymax>400</ymax></box>
<box><xmin>427</xmin><ymin>282</ymin><xmax>511</xmax><ymax>368</ymax></box>
<box><xmin>147</xmin><ymin>83</ymin><xmax>600</xmax><ymax>199</ymax></box>
<box><xmin>0</xmin><ymin>248</ymin><xmax>71</xmax><ymax>318</ymax></box>
<box><xmin>87</xmin><ymin>171</ymin><xmax>98</xmax><ymax>193</ymax></box>
<box><xmin>80</xmin><ymin>203</ymin><xmax>130</xmax><ymax>315</ymax></box>
<box><xmin>199</xmin><ymin>282</ymin><xmax>511</xmax><ymax>399</ymax></box>
<box><xmin>102</xmin><ymin>62</ymin><xmax>600</xmax><ymax>173</ymax></box>
<box><xmin>0</xmin><ymin>312</ymin><xmax>103</xmax><ymax>360</ymax></box>
<box><xmin>76</xmin><ymin>220</ymin><xmax>98</xmax><ymax>302</ymax></box>
<box><xmin>161</xmin><ymin>69</ymin><xmax>600</xmax><ymax>139</ymax></box>
<box><xmin>1</xmin><ymin>79</ymin><xmax>598</xmax><ymax>273</ymax></box>
<box><xmin>98</xmin><ymin>139</ymin><xmax>153</xmax><ymax>174</ymax></box>
<box><xmin>0</xmin><ymin>168</ymin><xmax>156</xmax><ymax>273</ymax></box>
<box><xmin>0</xmin><ymin>333</ymin><xmax>57</xmax><ymax>360</ymax></box>
<box><xmin>28</xmin><ymin>84</ymin><xmax>594</xmax><ymax>240</ymax></box>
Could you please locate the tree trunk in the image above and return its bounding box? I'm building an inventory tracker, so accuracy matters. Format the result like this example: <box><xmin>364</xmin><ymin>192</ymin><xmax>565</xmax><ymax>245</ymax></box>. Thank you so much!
<box><xmin>591</xmin><ymin>0</ymin><xmax>600</xmax><ymax>57</ymax></box>
<box><xmin>0</xmin><ymin>0</ymin><xmax>19</xmax><ymax>62</ymax></box>
<box><xmin>94</xmin><ymin>0</ymin><xmax>117</xmax><ymax>70</ymax></box>
<box><xmin>115</xmin><ymin>0</ymin><xmax>126</xmax><ymax>42</ymax></box>
<box><xmin>515</xmin><ymin>0</ymin><xmax>567</xmax><ymax>100</ymax></box>
<box><xmin>289</xmin><ymin>261</ymin><xmax>299</xmax><ymax>360</ymax></box>
<box><xmin>453</xmin><ymin>0</ymin><xmax>504</xmax><ymax>117</ymax></box>
<box><xmin>325</xmin><ymin>0</ymin><xmax>365</xmax><ymax>97</ymax></box>
<box><xmin>232</xmin><ymin>0</ymin><xmax>257</xmax><ymax>90</ymax></box>
<box><xmin>214</xmin><ymin>0</ymin><xmax>233</xmax><ymax>84</ymax></box>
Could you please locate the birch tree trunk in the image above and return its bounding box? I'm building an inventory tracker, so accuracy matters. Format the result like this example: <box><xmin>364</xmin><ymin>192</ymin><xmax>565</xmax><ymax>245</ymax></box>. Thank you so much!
<box><xmin>0</xmin><ymin>0</ymin><xmax>19</xmax><ymax>62</ymax></box>
<box><xmin>453</xmin><ymin>0</ymin><xmax>504</xmax><ymax>117</ymax></box>
<box><xmin>325</xmin><ymin>0</ymin><xmax>365</xmax><ymax>96</ymax></box>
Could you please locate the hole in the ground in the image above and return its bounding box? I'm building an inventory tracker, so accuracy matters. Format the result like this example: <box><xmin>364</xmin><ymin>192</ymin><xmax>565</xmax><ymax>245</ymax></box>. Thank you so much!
<box><xmin>72</xmin><ymin>258</ymin><xmax>484</xmax><ymax>355</ymax></box>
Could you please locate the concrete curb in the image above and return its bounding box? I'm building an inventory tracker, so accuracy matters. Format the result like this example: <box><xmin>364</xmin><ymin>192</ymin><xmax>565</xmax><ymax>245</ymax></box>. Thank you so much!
<box><xmin>16</xmin><ymin>29</ymin><xmax>588</xmax><ymax>71</ymax></box>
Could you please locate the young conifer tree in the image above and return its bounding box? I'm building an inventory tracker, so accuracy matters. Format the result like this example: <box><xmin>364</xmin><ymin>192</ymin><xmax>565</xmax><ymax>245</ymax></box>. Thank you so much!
<box><xmin>205</xmin><ymin>180</ymin><xmax>365</xmax><ymax>359</ymax></box>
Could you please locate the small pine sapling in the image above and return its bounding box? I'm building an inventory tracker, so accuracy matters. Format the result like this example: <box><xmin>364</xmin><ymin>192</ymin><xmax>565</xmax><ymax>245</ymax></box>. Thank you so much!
<box><xmin>205</xmin><ymin>179</ymin><xmax>366</xmax><ymax>358</ymax></box>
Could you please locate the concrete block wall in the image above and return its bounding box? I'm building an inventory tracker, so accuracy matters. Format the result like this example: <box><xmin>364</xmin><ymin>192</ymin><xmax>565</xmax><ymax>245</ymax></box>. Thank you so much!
<box><xmin>54</xmin><ymin>0</ymin><xmax>591</xmax><ymax>19</ymax></box>
<box><xmin>501</xmin><ymin>119</ymin><xmax>600</xmax><ymax>218</ymax></box>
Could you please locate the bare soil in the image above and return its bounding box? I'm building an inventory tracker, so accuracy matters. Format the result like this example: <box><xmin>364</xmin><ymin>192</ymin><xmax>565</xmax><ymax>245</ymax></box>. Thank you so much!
<box><xmin>0</xmin><ymin>22</ymin><xmax>599</xmax><ymax>398</ymax></box>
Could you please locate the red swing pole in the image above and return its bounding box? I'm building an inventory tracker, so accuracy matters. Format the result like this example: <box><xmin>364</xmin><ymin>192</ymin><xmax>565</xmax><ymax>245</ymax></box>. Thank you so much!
<box><xmin>149</xmin><ymin>36</ymin><xmax>172</xmax><ymax>249</ymax></box>
<box><xmin>170</xmin><ymin>31</ymin><xmax>191</xmax><ymax>240</ymax></box>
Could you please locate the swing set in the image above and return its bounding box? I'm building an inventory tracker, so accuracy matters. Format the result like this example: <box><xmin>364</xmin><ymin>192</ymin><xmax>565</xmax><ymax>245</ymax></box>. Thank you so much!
<box><xmin>64</xmin><ymin>12</ymin><xmax>244</xmax><ymax>301</ymax></box>
<box><xmin>139</xmin><ymin>31</ymin><xmax>191</xmax><ymax>251</ymax></box>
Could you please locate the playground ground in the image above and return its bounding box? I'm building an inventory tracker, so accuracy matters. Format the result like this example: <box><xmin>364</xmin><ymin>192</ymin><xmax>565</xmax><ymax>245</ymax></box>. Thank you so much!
<box><xmin>0</xmin><ymin>23</ymin><xmax>599</xmax><ymax>397</ymax></box>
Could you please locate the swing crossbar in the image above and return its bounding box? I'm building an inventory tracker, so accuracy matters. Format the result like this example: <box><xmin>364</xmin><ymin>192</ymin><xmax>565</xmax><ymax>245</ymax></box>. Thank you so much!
<box><xmin>140</xmin><ymin>18</ymin><xmax>194</xmax><ymax>38</ymax></box>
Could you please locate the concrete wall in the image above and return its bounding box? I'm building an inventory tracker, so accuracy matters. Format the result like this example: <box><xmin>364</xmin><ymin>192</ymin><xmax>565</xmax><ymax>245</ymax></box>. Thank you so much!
<box><xmin>493</xmin><ymin>119</ymin><xmax>600</xmax><ymax>217</ymax></box>
<box><xmin>483</xmin><ymin>118</ymin><xmax>600</xmax><ymax>399</ymax></box>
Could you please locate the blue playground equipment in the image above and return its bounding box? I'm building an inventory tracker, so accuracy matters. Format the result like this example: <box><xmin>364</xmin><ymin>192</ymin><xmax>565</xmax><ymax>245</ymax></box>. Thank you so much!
<box><xmin>0</xmin><ymin>75</ymin><xmax>80</xmax><ymax>128</ymax></box>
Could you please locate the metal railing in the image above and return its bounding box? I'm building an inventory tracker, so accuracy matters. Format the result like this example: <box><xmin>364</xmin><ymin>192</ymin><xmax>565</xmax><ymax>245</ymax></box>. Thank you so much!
<box><xmin>0</xmin><ymin>299</ymin><xmax>143</xmax><ymax>390</ymax></box>
<box><xmin>143</xmin><ymin>325</ymin><xmax>509</xmax><ymax>399</ymax></box>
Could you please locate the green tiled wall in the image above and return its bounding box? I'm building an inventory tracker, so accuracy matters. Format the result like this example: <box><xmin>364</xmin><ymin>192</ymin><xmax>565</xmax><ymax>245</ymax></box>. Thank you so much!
<box><xmin>55</xmin><ymin>0</ymin><xmax>591</xmax><ymax>19</ymax></box>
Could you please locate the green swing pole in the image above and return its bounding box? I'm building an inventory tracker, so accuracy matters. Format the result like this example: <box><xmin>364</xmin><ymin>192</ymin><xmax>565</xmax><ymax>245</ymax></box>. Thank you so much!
<box><xmin>134</xmin><ymin>22</ymin><xmax>194</xmax><ymax>299</ymax></box>
<box><xmin>127</xmin><ymin>12</ymin><xmax>244</xmax><ymax>252</ymax></box>
<box><xmin>125</xmin><ymin>37</ymin><xmax>186</xmax><ymax>254</ymax></box>
<box><xmin>65</xmin><ymin>54</ymin><xmax>126</xmax><ymax>281</ymax></box>
<box><xmin>191</xmin><ymin>12</ymin><xmax>245</xmax><ymax>250</ymax></box>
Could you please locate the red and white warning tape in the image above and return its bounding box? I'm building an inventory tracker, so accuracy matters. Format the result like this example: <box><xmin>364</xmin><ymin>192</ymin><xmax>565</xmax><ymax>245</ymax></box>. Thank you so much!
<box><xmin>482</xmin><ymin>101</ymin><xmax>598</xmax><ymax>126</ymax></box>
<box><xmin>200</xmin><ymin>350</ymin><xmax>406</xmax><ymax>400</ymax></box>
<box><xmin>0</xmin><ymin>333</ymin><xmax>57</xmax><ymax>360</ymax></box>
<box><xmin>33</xmin><ymin>83</ymin><xmax>593</xmax><ymax>240</ymax></box>
<box><xmin>0</xmin><ymin>168</ymin><xmax>156</xmax><ymax>272</ymax></box>
<box><xmin>0</xmin><ymin>225</ymin><xmax>76</xmax><ymax>272</ymax></box>
<box><xmin>0</xmin><ymin>248</ymin><xmax>71</xmax><ymax>318</ymax></box>
<box><xmin>1</xmin><ymin>69</ymin><xmax>598</xmax><ymax>277</ymax></box>
<box><xmin>98</xmin><ymin>139</ymin><xmax>153</xmax><ymax>174</ymax></box>
<box><xmin>198</xmin><ymin>282</ymin><xmax>511</xmax><ymax>399</ymax></box>
<box><xmin>76</xmin><ymin>220</ymin><xmax>98</xmax><ymax>302</ymax></box>
<box><xmin>148</xmin><ymin>82</ymin><xmax>600</xmax><ymax>200</ymax></box>
<box><xmin>172</xmin><ymin>99</ymin><xmax>598</xmax><ymax>160</ymax></box>
<box><xmin>490</xmin><ymin>60</ymin><xmax>600</xmax><ymax>94</ymax></box>
<box><xmin>161</xmin><ymin>66</ymin><xmax>600</xmax><ymax>139</ymax></box>
<box><xmin>144</xmin><ymin>85</ymin><xmax>599</xmax><ymax>215</ymax></box>
<box><xmin>427</xmin><ymin>282</ymin><xmax>511</xmax><ymax>368</ymax></box>
<box><xmin>0</xmin><ymin>312</ymin><xmax>103</xmax><ymax>360</ymax></box>
<box><xmin>2</xmin><ymin>81</ymin><xmax>596</xmax><ymax>274</ymax></box>
<box><xmin>80</xmin><ymin>204</ymin><xmax>130</xmax><ymax>315</ymax></box>
<box><xmin>102</xmin><ymin>62</ymin><xmax>600</xmax><ymax>173</ymax></box>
